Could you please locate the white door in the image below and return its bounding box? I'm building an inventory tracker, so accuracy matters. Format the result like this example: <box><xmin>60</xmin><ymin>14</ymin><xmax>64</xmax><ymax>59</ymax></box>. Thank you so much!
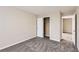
<box><xmin>72</xmin><ymin>14</ymin><xmax>75</xmax><ymax>45</ymax></box>
<box><xmin>37</xmin><ymin>18</ymin><xmax>44</xmax><ymax>37</ymax></box>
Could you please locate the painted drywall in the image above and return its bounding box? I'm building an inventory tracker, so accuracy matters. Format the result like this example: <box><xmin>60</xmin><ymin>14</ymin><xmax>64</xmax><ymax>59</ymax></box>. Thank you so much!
<box><xmin>0</xmin><ymin>7</ymin><xmax>36</xmax><ymax>50</ymax></box>
<box><xmin>50</xmin><ymin>12</ymin><xmax>61</xmax><ymax>41</ymax></box>
<box><xmin>44</xmin><ymin>18</ymin><xmax>49</xmax><ymax>37</ymax></box>
<box><xmin>63</xmin><ymin>18</ymin><xmax>72</xmax><ymax>33</ymax></box>
<box><xmin>37</xmin><ymin>18</ymin><xmax>44</xmax><ymax>37</ymax></box>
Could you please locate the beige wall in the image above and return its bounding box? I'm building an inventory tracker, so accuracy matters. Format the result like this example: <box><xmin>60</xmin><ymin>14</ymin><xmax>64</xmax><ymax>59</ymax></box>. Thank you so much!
<box><xmin>0</xmin><ymin>7</ymin><xmax>36</xmax><ymax>50</ymax></box>
<box><xmin>63</xmin><ymin>18</ymin><xmax>72</xmax><ymax>33</ymax></box>
<box><xmin>37</xmin><ymin>18</ymin><xmax>44</xmax><ymax>37</ymax></box>
<box><xmin>50</xmin><ymin>11</ymin><xmax>61</xmax><ymax>41</ymax></box>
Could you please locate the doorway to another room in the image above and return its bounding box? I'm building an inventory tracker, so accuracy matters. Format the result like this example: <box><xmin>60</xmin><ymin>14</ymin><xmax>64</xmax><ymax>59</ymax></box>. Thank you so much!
<box><xmin>37</xmin><ymin>17</ymin><xmax>50</xmax><ymax>39</ymax></box>
<box><xmin>61</xmin><ymin>15</ymin><xmax>76</xmax><ymax>45</ymax></box>
<box><xmin>62</xmin><ymin>18</ymin><xmax>72</xmax><ymax>41</ymax></box>
<box><xmin>43</xmin><ymin>17</ymin><xmax>50</xmax><ymax>38</ymax></box>
<box><xmin>60</xmin><ymin>14</ymin><xmax>78</xmax><ymax>51</ymax></box>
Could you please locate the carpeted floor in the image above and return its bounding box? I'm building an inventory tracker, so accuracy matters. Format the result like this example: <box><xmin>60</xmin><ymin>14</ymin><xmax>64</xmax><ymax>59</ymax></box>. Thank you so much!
<box><xmin>0</xmin><ymin>37</ymin><xmax>77</xmax><ymax>52</ymax></box>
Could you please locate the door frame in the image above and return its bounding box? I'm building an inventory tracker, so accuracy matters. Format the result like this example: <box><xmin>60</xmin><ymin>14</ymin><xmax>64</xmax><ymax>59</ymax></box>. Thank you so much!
<box><xmin>62</xmin><ymin>14</ymin><xmax>77</xmax><ymax>50</ymax></box>
<box><xmin>36</xmin><ymin>17</ymin><xmax>50</xmax><ymax>39</ymax></box>
<box><xmin>75</xmin><ymin>14</ymin><xmax>78</xmax><ymax>51</ymax></box>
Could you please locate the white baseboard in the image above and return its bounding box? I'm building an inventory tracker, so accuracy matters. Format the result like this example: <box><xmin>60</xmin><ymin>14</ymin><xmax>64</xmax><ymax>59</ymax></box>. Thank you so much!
<box><xmin>0</xmin><ymin>36</ymin><xmax>36</xmax><ymax>50</ymax></box>
<box><xmin>0</xmin><ymin>39</ymin><xmax>27</xmax><ymax>50</ymax></box>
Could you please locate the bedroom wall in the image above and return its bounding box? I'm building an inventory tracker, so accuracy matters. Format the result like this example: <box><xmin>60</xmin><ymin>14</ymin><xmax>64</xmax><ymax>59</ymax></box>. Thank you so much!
<box><xmin>0</xmin><ymin>7</ymin><xmax>36</xmax><ymax>50</ymax></box>
<box><xmin>50</xmin><ymin>11</ymin><xmax>61</xmax><ymax>41</ymax></box>
<box><xmin>37</xmin><ymin>18</ymin><xmax>44</xmax><ymax>37</ymax></box>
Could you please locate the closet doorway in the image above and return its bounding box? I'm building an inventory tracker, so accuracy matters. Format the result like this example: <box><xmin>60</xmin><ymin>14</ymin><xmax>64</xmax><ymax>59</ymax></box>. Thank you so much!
<box><xmin>43</xmin><ymin>17</ymin><xmax>50</xmax><ymax>38</ymax></box>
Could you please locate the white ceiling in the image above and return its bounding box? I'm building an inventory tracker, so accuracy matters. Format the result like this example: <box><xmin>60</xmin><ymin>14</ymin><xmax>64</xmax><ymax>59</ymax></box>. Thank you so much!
<box><xmin>15</xmin><ymin>6</ymin><xmax>76</xmax><ymax>16</ymax></box>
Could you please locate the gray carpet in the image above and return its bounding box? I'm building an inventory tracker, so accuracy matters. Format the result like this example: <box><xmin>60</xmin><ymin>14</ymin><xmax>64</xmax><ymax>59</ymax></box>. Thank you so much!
<box><xmin>0</xmin><ymin>37</ymin><xmax>76</xmax><ymax>52</ymax></box>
